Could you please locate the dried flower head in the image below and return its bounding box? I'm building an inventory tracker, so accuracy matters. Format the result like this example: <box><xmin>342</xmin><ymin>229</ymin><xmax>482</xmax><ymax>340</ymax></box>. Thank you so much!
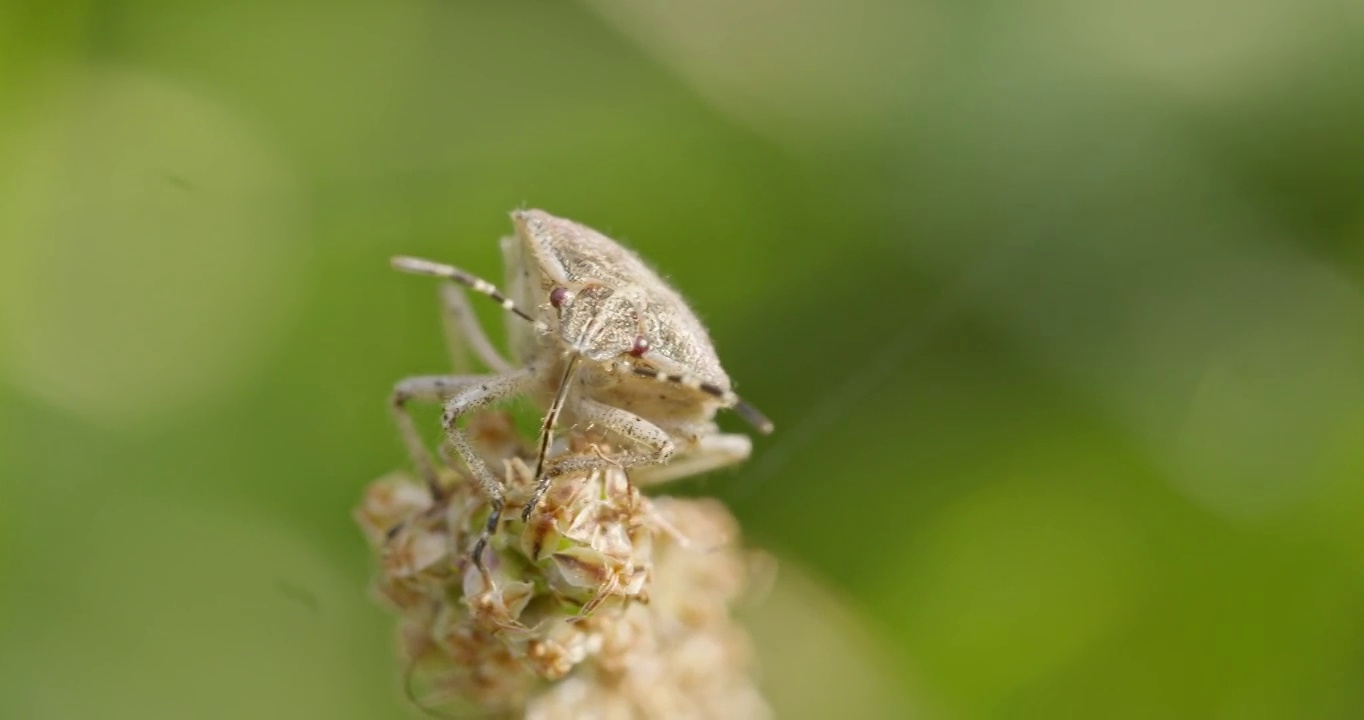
<box><xmin>356</xmin><ymin>411</ymin><xmax>772</xmax><ymax>719</ymax></box>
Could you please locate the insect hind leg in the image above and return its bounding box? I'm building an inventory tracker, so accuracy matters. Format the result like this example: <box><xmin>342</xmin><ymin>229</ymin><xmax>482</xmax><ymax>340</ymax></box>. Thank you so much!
<box><xmin>632</xmin><ymin>431</ymin><xmax>751</xmax><ymax>486</ymax></box>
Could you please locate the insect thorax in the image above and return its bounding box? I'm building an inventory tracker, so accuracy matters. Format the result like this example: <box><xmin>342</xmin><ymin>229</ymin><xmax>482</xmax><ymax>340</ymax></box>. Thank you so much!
<box><xmin>511</xmin><ymin>210</ymin><xmax>728</xmax><ymax>379</ymax></box>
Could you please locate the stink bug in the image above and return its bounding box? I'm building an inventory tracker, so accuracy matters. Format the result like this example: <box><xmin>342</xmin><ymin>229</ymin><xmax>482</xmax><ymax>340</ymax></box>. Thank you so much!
<box><xmin>389</xmin><ymin>209</ymin><xmax>772</xmax><ymax>566</ymax></box>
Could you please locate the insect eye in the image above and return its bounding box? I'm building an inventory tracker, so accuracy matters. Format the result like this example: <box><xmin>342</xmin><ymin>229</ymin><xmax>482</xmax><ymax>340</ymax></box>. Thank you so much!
<box><xmin>549</xmin><ymin>286</ymin><xmax>570</xmax><ymax>309</ymax></box>
<box><xmin>628</xmin><ymin>335</ymin><xmax>650</xmax><ymax>357</ymax></box>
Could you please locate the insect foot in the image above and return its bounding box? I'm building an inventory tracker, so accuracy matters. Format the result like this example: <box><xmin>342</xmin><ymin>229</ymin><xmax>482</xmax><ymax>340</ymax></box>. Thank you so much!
<box><xmin>388</xmin><ymin>209</ymin><xmax>773</xmax><ymax>559</ymax></box>
<box><xmin>355</xmin><ymin>410</ymin><xmax>773</xmax><ymax>718</ymax></box>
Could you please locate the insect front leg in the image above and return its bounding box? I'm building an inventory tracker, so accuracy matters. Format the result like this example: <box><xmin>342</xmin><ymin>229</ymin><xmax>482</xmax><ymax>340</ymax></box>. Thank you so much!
<box><xmin>439</xmin><ymin>368</ymin><xmax>537</xmax><ymax>569</ymax></box>
<box><xmin>390</xmin><ymin>374</ymin><xmax>495</xmax><ymax>493</ymax></box>
<box><xmin>438</xmin><ymin>283</ymin><xmax>514</xmax><ymax>374</ymax></box>
<box><xmin>579</xmin><ymin>397</ymin><xmax>678</xmax><ymax>463</ymax></box>
<box><xmin>536</xmin><ymin>397</ymin><xmax>678</xmax><ymax>483</ymax></box>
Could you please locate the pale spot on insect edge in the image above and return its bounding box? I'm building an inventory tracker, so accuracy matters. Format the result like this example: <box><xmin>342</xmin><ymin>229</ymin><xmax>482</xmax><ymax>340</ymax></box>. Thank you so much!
<box><xmin>0</xmin><ymin>64</ymin><xmax>305</xmax><ymax>431</ymax></box>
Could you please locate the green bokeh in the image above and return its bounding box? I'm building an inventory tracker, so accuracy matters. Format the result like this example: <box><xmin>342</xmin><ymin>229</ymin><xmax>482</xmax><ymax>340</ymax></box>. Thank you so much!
<box><xmin>3</xmin><ymin>1</ymin><xmax>1363</xmax><ymax>718</ymax></box>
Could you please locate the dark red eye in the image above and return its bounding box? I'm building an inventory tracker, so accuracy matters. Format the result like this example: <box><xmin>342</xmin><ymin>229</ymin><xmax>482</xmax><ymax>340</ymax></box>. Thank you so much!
<box><xmin>549</xmin><ymin>286</ymin><xmax>569</xmax><ymax>308</ymax></box>
<box><xmin>629</xmin><ymin>335</ymin><xmax>650</xmax><ymax>357</ymax></box>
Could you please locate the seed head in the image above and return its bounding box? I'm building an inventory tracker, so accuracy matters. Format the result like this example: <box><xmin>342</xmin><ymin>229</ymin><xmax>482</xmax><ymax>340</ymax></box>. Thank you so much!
<box><xmin>357</xmin><ymin>411</ymin><xmax>772</xmax><ymax>718</ymax></box>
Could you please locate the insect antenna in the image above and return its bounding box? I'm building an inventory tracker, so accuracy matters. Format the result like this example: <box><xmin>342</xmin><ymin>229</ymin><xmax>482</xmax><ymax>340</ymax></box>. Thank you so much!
<box><xmin>391</xmin><ymin>256</ymin><xmax>540</xmax><ymax>326</ymax></box>
<box><xmin>628</xmin><ymin>365</ymin><xmax>774</xmax><ymax>434</ymax></box>
<box><xmin>522</xmin><ymin>354</ymin><xmax>583</xmax><ymax>521</ymax></box>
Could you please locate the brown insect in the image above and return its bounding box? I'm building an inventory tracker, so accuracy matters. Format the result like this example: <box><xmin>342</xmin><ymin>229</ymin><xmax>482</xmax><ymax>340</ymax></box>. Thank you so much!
<box><xmin>389</xmin><ymin>209</ymin><xmax>772</xmax><ymax>566</ymax></box>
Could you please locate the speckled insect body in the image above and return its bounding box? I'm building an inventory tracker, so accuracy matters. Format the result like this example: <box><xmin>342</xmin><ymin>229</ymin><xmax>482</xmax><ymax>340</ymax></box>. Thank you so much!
<box><xmin>389</xmin><ymin>209</ymin><xmax>771</xmax><ymax>567</ymax></box>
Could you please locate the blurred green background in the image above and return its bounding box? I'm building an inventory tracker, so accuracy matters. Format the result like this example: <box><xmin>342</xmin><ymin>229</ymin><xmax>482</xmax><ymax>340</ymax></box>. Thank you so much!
<box><xmin>3</xmin><ymin>0</ymin><xmax>1364</xmax><ymax>718</ymax></box>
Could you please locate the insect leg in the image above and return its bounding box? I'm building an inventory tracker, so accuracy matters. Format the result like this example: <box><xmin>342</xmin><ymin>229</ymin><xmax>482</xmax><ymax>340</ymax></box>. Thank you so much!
<box><xmin>438</xmin><ymin>283</ymin><xmax>514</xmax><ymax>374</ymax></box>
<box><xmin>439</xmin><ymin>368</ymin><xmax>537</xmax><ymax>569</ymax></box>
<box><xmin>579</xmin><ymin>397</ymin><xmax>677</xmax><ymax>462</ymax></box>
<box><xmin>390</xmin><ymin>374</ymin><xmax>494</xmax><ymax>493</ymax></box>
<box><xmin>632</xmin><ymin>431</ymin><xmax>752</xmax><ymax>486</ymax></box>
<box><xmin>541</xmin><ymin>397</ymin><xmax>678</xmax><ymax>483</ymax></box>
